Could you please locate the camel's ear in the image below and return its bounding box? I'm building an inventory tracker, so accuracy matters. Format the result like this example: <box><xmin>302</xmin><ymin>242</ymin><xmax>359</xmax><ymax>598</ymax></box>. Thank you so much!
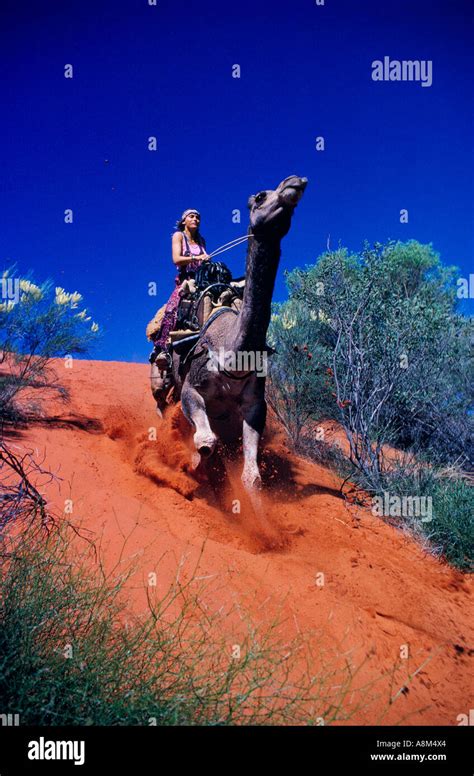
<box><xmin>247</xmin><ymin>195</ymin><xmax>255</xmax><ymax>209</ymax></box>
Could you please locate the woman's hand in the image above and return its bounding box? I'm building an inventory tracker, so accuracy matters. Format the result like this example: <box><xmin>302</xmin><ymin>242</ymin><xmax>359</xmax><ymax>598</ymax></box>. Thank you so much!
<box><xmin>198</xmin><ymin>254</ymin><xmax>211</xmax><ymax>262</ymax></box>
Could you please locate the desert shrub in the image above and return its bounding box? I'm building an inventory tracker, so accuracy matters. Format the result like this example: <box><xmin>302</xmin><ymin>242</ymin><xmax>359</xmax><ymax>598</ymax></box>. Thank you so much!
<box><xmin>274</xmin><ymin>241</ymin><xmax>472</xmax><ymax>481</ymax></box>
<box><xmin>422</xmin><ymin>472</ymin><xmax>474</xmax><ymax>572</ymax></box>
<box><xmin>268</xmin><ymin>241</ymin><xmax>473</xmax><ymax>570</ymax></box>
<box><xmin>0</xmin><ymin>266</ymin><xmax>99</xmax><ymax>422</ymax></box>
<box><xmin>266</xmin><ymin>300</ymin><xmax>333</xmax><ymax>446</ymax></box>
<box><xmin>363</xmin><ymin>462</ymin><xmax>473</xmax><ymax>572</ymax></box>
<box><xmin>424</xmin><ymin>476</ymin><xmax>473</xmax><ymax>571</ymax></box>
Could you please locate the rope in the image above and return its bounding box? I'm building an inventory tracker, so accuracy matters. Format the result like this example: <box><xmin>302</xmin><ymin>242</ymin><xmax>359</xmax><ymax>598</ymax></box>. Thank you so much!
<box><xmin>208</xmin><ymin>233</ymin><xmax>253</xmax><ymax>260</ymax></box>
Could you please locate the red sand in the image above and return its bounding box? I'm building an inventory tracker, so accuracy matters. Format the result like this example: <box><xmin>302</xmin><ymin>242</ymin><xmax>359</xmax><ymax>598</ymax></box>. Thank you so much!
<box><xmin>8</xmin><ymin>358</ymin><xmax>473</xmax><ymax>725</ymax></box>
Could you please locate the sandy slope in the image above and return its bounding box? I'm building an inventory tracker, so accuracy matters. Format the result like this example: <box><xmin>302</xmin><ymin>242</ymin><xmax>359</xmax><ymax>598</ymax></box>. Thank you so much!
<box><xmin>9</xmin><ymin>358</ymin><xmax>473</xmax><ymax>725</ymax></box>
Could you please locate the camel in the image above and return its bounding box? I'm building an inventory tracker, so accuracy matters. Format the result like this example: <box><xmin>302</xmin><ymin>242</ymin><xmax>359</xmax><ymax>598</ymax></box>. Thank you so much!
<box><xmin>167</xmin><ymin>174</ymin><xmax>307</xmax><ymax>492</ymax></box>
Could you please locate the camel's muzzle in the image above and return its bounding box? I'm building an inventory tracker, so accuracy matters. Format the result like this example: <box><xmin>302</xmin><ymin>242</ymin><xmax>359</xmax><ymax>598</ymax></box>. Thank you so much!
<box><xmin>279</xmin><ymin>177</ymin><xmax>308</xmax><ymax>206</ymax></box>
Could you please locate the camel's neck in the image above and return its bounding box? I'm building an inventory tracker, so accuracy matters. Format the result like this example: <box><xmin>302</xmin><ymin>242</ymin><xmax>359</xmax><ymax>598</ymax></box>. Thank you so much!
<box><xmin>228</xmin><ymin>234</ymin><xmax>281</xmax><ymax>353</ymax></box>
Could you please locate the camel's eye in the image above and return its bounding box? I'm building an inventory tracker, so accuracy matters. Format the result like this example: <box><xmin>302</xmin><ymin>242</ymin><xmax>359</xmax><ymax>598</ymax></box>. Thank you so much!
<box><xmin>254</xmin><ymin>191</ymin><xmax>266</xmax><ymax>205</ymax></box>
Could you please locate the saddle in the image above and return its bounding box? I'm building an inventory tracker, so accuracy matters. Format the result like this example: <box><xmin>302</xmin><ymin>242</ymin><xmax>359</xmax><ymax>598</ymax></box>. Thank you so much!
<box><xmin>170</xmin><ymin>261</ymin><xmax>245</xmax><ymax>361</ymax></box>
<box><xmin>147</xmin><ymin>259</ymin><xmax>244</xmax><ymax>348</ymax></box>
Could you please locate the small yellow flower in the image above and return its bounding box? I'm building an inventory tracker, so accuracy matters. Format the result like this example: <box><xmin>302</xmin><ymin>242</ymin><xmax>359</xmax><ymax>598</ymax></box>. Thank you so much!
<box><xmin>55</xmin><ymin>287</ymin><xmax>69</xmax><ymax>305</ymax></box>
<box><xmin>0</xmin><ymin>300</ymin><xmax>16</xmax><ymax>312</ymax></box>
<box><xmin>69</xmin><ymin>291</ymin><xmax>82</xmax><ymax>309</ymax></box>
<box><xmin>309</xmin><ymin>309</ymin><xmax>330</xmax><ymax>323</ymax></box>
<box><xmin>91</xmin><ymin>322</ymin><xmax>99</xmax><ymax>333</ymax></box>
<box><xmin>55</xmin><ymin>287</ymin><xmax>82</xmax><ymax>308</ymax></box>
<box><xmin>281</xmin><ymin>313</ymin><xmax>296</xmax><ymax>329</ymax></box>
<box><xmin>19</xmin><ymin>279</ymin><xmax>43</xmax><ymax>300</ymax></box>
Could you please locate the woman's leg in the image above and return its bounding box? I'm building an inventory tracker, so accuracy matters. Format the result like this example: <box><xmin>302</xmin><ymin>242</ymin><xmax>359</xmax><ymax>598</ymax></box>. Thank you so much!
<box><xmin>156</xmin><ymin>287</ymin><xmax>181</xmax><ymax>348</ymax></box>
<box><xmin>152</xmin><ymin>286</ymin><xmax>181</xmax><ymax>368</ymax></box>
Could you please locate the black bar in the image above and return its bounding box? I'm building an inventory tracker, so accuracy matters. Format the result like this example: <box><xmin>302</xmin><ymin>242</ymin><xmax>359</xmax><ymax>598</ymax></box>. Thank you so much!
<box><xmin>0</xmin><ymin>726</ymin><xmax>471</xmax><ymax>774</ymax></box>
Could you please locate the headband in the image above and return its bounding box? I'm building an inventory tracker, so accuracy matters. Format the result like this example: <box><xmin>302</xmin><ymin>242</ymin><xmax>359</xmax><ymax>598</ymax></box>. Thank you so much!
<box><xmin>181</xmin><ymin>209</ymin><xmax>201</xmax><ymax>220</ymax></box>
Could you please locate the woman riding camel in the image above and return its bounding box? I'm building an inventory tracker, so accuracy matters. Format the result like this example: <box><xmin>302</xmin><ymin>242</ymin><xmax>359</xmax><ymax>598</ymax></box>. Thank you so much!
<box><xmin>150</xmin><ymin>208</ymin><xmax>210</xmax><ymax>370</ymax></box>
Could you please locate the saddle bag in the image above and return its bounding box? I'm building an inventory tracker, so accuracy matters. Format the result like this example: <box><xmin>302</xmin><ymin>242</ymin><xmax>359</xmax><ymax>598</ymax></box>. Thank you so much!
<box><xmin>194</xmin><ymin>260</ymin><xmax>232</xmax><ymax>290</ymax></box>
<box><xmin>175</xmin><ymin>298</ymin><xmax>199</xmax><ymax>331</ymax></box>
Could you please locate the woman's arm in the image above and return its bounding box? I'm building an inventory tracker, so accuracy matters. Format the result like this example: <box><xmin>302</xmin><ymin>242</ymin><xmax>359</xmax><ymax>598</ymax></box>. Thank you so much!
<box><xmin>172</xmin><ymin>232</ymin><xmax>210</xmax><ymax>267</ymax></box>
<box><xmin>172</xmin><ymin>232</ymin><xmax>191</xmax><ymax>268</ymax></box>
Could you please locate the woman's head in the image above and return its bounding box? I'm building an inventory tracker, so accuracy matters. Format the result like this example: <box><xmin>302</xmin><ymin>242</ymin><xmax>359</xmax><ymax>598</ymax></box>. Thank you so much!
<box><xmin>176</xmin><ymin>208</ymin><xmax>201</xmax><ymax>233</ymax></box>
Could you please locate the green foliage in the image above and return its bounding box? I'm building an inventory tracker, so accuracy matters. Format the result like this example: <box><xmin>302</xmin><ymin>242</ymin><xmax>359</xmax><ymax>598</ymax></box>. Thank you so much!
<box><xmin>372</xmin><ymin>464</ymin><xmax>473</xmax><ymax>572</ymax></box>
<box><xmin>0</xmin><ymin>267</ymin><xmax>99</xmax><ymax>358</ymax></box>
<box><xmin>266</xmin><ymin>299</ymin><xmax>334</xmax><ymax>445</ymax></box>
<box><xmin>427</xmin><ymin>477</ymin><xmax>474</xmax><ymax>571</ymax></box>
<box><xmin>0</xmin><ymin>267</ymin><xmax>99</xmax><ymax>419</ymax></box>
<box><xmin>268</xmin><ymin>240</ymin><xmax>473</xmax><ymax>570</ymax></box>
<box><xmin>272</xmin><ymin>241</ymin><xmax>472</xmax><ymax>469</ymax></box>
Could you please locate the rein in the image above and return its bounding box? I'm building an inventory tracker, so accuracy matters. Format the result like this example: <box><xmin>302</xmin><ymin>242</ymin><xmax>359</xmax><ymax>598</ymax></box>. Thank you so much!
<box><xmin>208</xmin><ymin>233</ymin><xmax>253</xmax><ymax>260</ymax></box>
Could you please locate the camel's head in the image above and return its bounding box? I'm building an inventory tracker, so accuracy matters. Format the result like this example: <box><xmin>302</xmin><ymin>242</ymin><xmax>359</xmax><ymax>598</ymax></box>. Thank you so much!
<box><xmin>248</xmin><ymin>175</ymin><xmax>307</xmax><ymax>238</ymax></box>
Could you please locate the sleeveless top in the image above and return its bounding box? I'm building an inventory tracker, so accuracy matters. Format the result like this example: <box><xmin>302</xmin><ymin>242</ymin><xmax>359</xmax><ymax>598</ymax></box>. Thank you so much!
<box><xmin>176</xmin><ymin>232</ymin><xmax>206</xmax><ymax>284</ymax></box>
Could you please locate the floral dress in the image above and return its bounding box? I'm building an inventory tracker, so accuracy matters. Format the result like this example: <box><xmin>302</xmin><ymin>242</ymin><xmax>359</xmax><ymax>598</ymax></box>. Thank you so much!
<box><xmin>154</xmin><ymin>234</ymin><xmax>205</xmax><ymax>348</ymax></box>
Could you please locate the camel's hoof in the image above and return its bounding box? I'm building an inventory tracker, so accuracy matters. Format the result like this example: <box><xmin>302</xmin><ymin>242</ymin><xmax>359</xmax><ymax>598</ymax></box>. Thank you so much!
<box><xmin>191</xmin><ymin>452</ymin><xmax>201</xmax><ymax>470</ymax></box>
<box><xmin>242</xmin><ymin>472</ymin><xmax>262</xmax><ymax>491</ymax></box>
<box><xmin>193</xmin><ymin>433</ymin><xmax>217</xmax><ymax>459</ymax></box>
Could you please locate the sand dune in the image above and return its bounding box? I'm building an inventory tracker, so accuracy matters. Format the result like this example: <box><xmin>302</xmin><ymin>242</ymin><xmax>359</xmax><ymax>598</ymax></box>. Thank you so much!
<box><xmin>11</xmin><ymin>357</ymin><xmax>473</xmax><ymax>725</ymax></box>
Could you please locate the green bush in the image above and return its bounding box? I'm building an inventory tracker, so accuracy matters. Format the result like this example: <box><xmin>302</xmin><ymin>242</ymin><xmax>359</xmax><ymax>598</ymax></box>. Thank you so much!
<box><xmin>366</xmin><ymin>463</ymin><xmax>473</xmax><ymax>572</ymax></box>
<box><xmin>0</xmin><ymin>267</ymin><xmax>99</xmax><ymax>421</ymax></box>
<box><xmin>427</xmin><ymin>477</ymin><xmax>473</xmax><ymax>571</ymax></box>
<box><xmin>267</xmin><ymin>299</ymin><xmax>334</xmax><ymax>446</ymax></box>
<box><xmin>283</xmin><ymin>240</ymin><xmax>472</xmax><ymax>475</ymax></box>
<box><xmin>267</xmin><ymin>240</ymin><xmax>473</xmax><ymax>571</ymax></box>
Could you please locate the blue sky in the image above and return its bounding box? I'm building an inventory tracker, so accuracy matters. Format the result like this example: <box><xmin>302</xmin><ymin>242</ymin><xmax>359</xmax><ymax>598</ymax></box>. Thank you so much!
<box><xmin>1</xmin><ymin>0</ymin><xmax>472</xmax><ymax>361</ymax></box>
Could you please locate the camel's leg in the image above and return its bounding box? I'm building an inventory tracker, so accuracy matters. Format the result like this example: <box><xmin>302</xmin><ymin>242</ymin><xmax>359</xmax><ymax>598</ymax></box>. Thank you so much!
<box><xmin>150</xmin><ymin>363</ymin><xmax>167</xmax><ymax>418</ymax></box>
<box><xmin>241</xmin><ymin>386</ymin><xmax>266</xmax><ymax>492</ymax></box>
<box><xmin>242</xmin><ymin>420</ymin><xmax>262</xmax><ymax>490</ymax></box>
<box><xmin>181</xmin><ymin>382</ymin><xmax>217</xmax><ymax>465</ymax></box>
